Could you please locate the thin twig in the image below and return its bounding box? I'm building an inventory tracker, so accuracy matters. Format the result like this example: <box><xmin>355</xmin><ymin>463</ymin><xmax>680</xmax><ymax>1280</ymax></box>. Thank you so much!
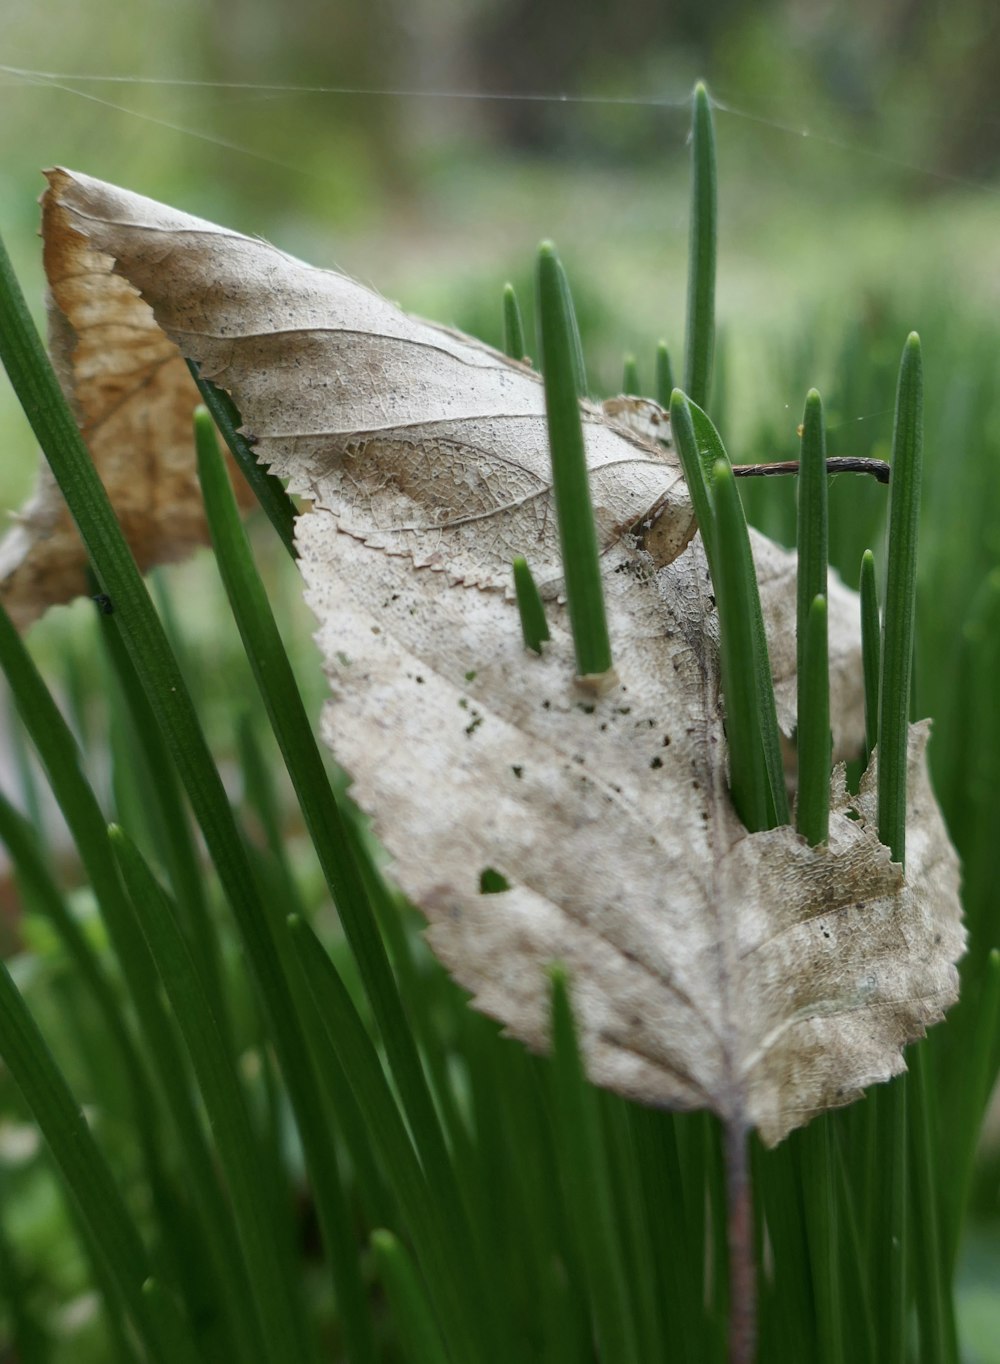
<box><xmin>725</xmin><ymin>1116</ymin><xmax>756</xmax><ymax>1364</ymax></box>
<box><xmin>732</xmin><ymin>457</ymin><xmax>890</xmax><ymax>483</ymax></box>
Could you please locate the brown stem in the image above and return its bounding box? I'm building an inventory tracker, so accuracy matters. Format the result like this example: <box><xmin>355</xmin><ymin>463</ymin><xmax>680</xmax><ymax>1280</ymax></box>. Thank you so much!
<box><xmin>725</xmin><ymin>1117</ymin><xmax>756</xmax><ymax>1364</ymax></box>
<box><xmin>732</xmin><ymin>457</ymin><xmax>890</xmax><ymax>483</ymax></box>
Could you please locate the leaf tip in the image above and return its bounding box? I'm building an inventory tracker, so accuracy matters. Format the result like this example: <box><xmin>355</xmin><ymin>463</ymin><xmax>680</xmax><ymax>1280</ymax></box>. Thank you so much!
<box><xmin>547</xmin><ymin>959</ymin><xmax>571</xmax><ymax>997</ymax></box>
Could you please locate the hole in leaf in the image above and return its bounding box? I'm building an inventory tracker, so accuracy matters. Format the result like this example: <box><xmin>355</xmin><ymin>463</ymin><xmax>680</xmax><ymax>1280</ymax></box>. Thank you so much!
<box><xmin>479</xmin><ymin>868</ymin><xmax>511</xmax><ymax>894</ymax></box>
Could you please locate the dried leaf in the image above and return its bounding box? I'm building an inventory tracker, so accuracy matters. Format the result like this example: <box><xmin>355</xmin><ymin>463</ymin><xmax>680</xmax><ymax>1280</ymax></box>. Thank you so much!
<box><xmin>0</xmin><ymin>173</ymin><xmax>257</xmax><ymax>630</ymax></box>
<box><xmin>300</xmin><ymin>519</ymin><xmax>961</xmax><ymax>1145</ymax></box>
<box><xmin>4</xmin><ymin>170</ymin><xmax>963</xmax><ymax>1144</ymax></box>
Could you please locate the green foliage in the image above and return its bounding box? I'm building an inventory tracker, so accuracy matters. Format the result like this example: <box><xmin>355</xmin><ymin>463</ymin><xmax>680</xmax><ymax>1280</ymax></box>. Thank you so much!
<box><xmin>0</xmin><ymin>84</ymin><xmax>998</xmax><ymax>1364</ymax></box>
<box><xmin>512</xmin><ymin>555</ymin><xmax>550</xmax><ymax>654</ymax></box>
<box><xmin>669</xmin><ymin>392</ymin><xmax>789</xmax><ymax>831</ymax></box>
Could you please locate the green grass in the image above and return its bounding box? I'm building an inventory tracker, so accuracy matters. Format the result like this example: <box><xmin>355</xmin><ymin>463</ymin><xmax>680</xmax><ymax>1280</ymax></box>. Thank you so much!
<box><xmin>0</xmin><ymin>84</ymin><xmax>998</xmax><ymax>1363</ymax></box>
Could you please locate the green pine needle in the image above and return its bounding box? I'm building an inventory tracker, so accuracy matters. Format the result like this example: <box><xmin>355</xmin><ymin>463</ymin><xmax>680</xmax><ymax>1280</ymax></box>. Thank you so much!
<box><xmin>110</xmin><ymin>825</ymin><xmax>312</xmax><ymax>1364</ymax></box>
<box><xmin>796</xmin><ymin>390</ymin><xmax>829</xmax><ymax>690</ymax></box>
<box><xmin>0</xmin><ymin>958</ymin><xmax>184</xmax><ymax>1364</ymax></box>
<box><xmin>860</xmin><ymin>549</ymin><xmax>880</xmax><ymax>763</ymax></box>
<box><xmin>684</xmin><ymin>82</ymin><xmax>718</xmax><ymax>411</ymax></box>
<box><xmin>536</xmin><ymin>242</ymin><xmax>613</xmax><ymax>683</ymax></box>
<box><xmin>655</xmin><ymin>341</ymin><xmax>675</xmax><ymax>409</ymax></box>
<box><xmin>711</xmin><ymin>460</ymin><xmax>776</xmax><ymax>832</ymax></box>
<box><xmin>502</xmin><ymin>282</ymin><xmax>527</xmax><ymax>362</ymax></box>
<box><xmin>186</xmin><ymin>360</ymin><xmax>298</xmax><ymax>561</ymax></box>
<box><xmin>371</xmin><ymin>1232</ymin><xmax>451</xmax><ymax>1364</ymax></box>
<box><xmin>512</xmin><ymin>556</ymin><xmax>550</xmax><ymax>653</ymax></box>
<box><xmin>878</xmin><ymin>333</ymin><xmax>923</xmax><ymax>865</ymax></box>
<box><xmin>796</xmin><ymin>595</ymin><xmax>831</xmax><ymax>847</ymax></box>
<box><xmin>549</xmin><ymin>968</ymin><xmax>641</xmax><ymax>1364</ymax></box>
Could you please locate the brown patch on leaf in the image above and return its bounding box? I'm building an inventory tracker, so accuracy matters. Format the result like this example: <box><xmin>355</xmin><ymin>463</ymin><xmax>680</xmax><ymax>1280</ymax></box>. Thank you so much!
<box><xmin>0</xmin><ymin>169</ymin><xmax>255</xmax><ymax>630</ymax></box>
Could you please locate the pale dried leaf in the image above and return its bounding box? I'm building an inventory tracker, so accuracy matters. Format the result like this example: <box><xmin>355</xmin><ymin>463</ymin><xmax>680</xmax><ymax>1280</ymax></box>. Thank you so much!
<box><xmin>300</xmin><ymin>513</ymin><xmax>962</xmax><ymax>1145</ymax></box>
<box><xmin>5</xmin><ymin>171</ymin><xmax>963</xmax><ymax>1144</ymax></box>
